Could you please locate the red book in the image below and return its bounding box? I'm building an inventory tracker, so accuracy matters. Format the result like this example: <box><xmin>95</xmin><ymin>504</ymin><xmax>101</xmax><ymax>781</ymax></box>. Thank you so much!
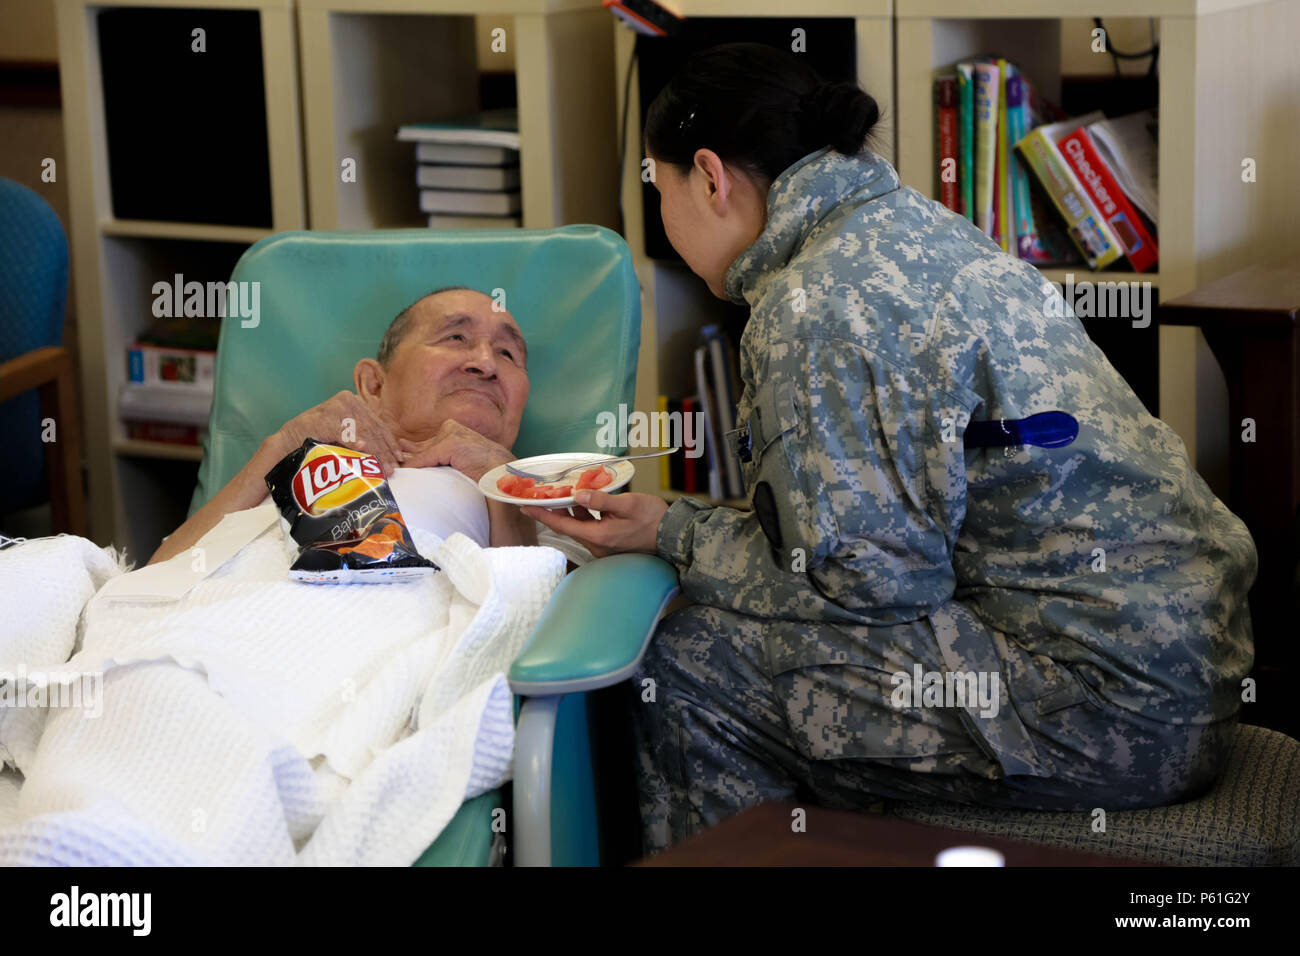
<box><xmin>125</xmin><ymin>421</ymin><xmax>202</xmax><ymax>445</ymax></box>
<box><xmin>681</xmin><ymin>397</ymin><xmax>697</xmax><ymax>494</ymax></box>
<box><xmin>935</xmin><ymin>76</ymin><xmax>959</xmax><ymax>213</ymax></box>
<box><xmin>1055</xmin><ymin>126</ymin><xmax>1159</xmax><ymax>272</ymax></box>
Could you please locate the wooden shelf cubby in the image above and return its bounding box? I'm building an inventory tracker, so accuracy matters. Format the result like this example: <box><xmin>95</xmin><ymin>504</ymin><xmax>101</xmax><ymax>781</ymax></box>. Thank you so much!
<box><xmin>57</xmin><ymin>0</ymin><xmax>306</xmax><ymax>558</ymax></box>
<box><xmin>298</xmin><ymin>0</ymin><xmax>619</xmax><ymax>231</ymax></box>
<box><xmin>895</xmin><ymin>0</ymin><xmax>1300</xmax><ymax>491</ymax></box>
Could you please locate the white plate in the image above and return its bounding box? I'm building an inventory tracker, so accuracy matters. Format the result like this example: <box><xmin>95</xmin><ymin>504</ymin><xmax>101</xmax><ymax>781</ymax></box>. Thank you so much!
<box><xmin>479</xmin><ymin>452</ymin><xmax>634</xmax><ymax>510</ymax></box>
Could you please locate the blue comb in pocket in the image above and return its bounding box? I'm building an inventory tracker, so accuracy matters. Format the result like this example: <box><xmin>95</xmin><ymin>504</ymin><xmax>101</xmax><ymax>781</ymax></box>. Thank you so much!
<box><xmin>964</xmin><ymin>410</ymin><xmax>1078</xmax><ymax>449</ymax></box>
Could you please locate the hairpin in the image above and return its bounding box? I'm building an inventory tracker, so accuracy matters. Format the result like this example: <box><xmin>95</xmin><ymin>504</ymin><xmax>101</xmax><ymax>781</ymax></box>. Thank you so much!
<box><xmin>678</xmin><ymin>109</ymin><xmax>696</xmax><ymax>133</ymax></box>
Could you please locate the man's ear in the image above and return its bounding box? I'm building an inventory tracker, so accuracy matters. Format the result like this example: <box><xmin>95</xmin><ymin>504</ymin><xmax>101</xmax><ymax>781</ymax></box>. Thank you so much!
<box><xmin>354</xmin><ymin>358</ymin><xmax>384</xmax><ymax>406</ymax></box>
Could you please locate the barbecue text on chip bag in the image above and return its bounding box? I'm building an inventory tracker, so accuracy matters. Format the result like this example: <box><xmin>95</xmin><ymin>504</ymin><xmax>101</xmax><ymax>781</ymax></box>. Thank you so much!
<box><xmin>265</xmin><ymin>438</ymin><xmax>438</xmax><ymax>583</ymax></box>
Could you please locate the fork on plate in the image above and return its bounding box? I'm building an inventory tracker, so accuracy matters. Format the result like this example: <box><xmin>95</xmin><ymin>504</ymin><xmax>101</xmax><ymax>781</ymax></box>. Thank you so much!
<box><xmin>503</xmin><ymin>447</ymin><xmax>679</xmax><ymax>483</ymax></box>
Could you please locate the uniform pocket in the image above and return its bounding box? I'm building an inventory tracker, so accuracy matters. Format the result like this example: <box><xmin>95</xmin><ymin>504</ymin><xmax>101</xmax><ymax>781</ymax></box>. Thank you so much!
<box><xmin>1062</xmin><ymin>663</ymin><xmax>1108</xmax><ymax>711</ymax></box>
<box><xmin>733</xmin><ymin>378</ymin><xmax>799</xmax><ymax>490</ymax></box>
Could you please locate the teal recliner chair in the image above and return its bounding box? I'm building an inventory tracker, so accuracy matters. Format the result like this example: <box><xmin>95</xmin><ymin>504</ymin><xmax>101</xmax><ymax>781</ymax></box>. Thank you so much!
<box><xmin>188</xmin><ymin>225</ymin><xmax>679</xmax><ymax>866</ymax></box>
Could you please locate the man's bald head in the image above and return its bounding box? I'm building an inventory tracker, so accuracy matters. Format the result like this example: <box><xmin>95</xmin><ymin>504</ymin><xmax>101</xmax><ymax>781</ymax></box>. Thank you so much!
<box><xmin>378</xmin><ymin>285</ymin><xmax>472</xmax><ymax>368</ymax></box>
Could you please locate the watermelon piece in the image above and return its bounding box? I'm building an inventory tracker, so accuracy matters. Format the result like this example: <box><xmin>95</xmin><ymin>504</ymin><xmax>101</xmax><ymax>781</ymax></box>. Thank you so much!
<box><xmin>496</xmin><ymin>472</ymin><xmax>575</xmax><ymax>500</ymax></box>
<box><xmin>575</xmin><ymin>465</ymin><xmax>612</xmax><ymax>490</ymax></box>
<box><xmin>496</xmin><ymin>474</ymin><xmax>536</xmax><ymax>497</ymax></box>
<box><xmin>531</xmin><ymin>484</ymin><xmax>573</xmax><ymax>499</ymax></box>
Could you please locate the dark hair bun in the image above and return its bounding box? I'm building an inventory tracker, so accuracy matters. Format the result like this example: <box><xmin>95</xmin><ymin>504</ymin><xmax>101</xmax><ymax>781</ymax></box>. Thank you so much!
<box><xmin>800</xmin><ymin>81</ymin><xmax>880</xmax><ymax>156</ymax></box>
<box><xmin>643</xmin><ymin>43</ymin><xmax>885</xmax><ymax>185</ymax></box>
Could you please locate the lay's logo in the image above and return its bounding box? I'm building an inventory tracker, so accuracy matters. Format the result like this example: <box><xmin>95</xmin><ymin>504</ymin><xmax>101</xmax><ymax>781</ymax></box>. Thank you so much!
<box><xmin>291</xmin><ymin>444</ymin><xmax>384</xmax><ymax>515</ymax></box>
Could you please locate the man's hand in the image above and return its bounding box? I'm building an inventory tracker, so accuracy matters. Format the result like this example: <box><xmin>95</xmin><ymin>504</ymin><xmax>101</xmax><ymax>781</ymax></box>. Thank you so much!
<box><xmin>398</xmin><ymin>419</ymin><xmax>514</xmax><ymax>483</ymax></box>
<box><xmin>521</xmin><ymin>490</ymin><xmax>669</xmax><ymax>558</ymax></box>
<box><xmin>273</xmin><ymin>391</ymin><xmax>405</xmax><ymax>475</ymax></box>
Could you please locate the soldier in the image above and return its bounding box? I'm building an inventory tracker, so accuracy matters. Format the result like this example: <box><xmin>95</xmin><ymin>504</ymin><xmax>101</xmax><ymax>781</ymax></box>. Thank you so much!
<box><xmin>527</xmin><ymin>42</ymin><xmax>1256</xmax><ymax>856</ymax></box>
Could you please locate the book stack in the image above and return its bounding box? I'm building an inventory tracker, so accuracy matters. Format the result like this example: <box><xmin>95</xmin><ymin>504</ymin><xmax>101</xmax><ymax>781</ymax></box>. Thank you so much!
<box><xmin>397</xmin><ymin>109</ymin><xmax>523</xmax><ymax>228</ymax></box>
<box><xmin>935</xmin><ymin>62</ymin><xmax>1158</xmax><ymax>273</ymax></box>
<box><xmin>661</xmin><ymin>325</ymin><xmax>745</xmax><ymax>501</ymax></box>
<box><xmin>1015</xmin><ymin>109</ymin><xmax>1158</xmax><ymax>273</ymax></box>
<box><xmin>119</xmin><ymin>318</ymin><xmax>217</xmax><ymax>446</ymax></box>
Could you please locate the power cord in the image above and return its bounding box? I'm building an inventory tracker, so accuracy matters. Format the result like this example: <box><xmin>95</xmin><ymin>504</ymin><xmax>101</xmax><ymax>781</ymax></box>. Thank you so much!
<box><xmin>1093</xmin><ymin>17</ymin><xmax>1160</xmax><ymax>80</ymax></box>
<box><xmin>616</xmin><ymin>44</ymin><xmax>639</xmax><ymax>239</ymax></box>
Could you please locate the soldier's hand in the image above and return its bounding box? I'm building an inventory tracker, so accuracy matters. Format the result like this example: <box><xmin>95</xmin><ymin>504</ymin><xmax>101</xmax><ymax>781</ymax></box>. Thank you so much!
<box><xmin>521</xmin><ymin>490</ymin><xmax>669</xmax><ymax>558</ymax></box>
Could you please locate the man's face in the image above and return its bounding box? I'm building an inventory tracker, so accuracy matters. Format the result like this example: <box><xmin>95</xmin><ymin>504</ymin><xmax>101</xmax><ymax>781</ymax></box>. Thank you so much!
<box><xmin>370</xmin><ymin>290</ymin><xmax>530</xmax><ymax>448</ymax></box>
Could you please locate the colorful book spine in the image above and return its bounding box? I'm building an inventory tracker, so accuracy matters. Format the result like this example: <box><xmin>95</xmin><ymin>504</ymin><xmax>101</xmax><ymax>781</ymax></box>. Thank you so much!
<box><xmin>1021</xmin><ymin>78</ymin><xmax>1078</xmax><ymax>264</ymax></box>
<box><xmin>1056</xmin><ymin>127</ymin><xmax>1159</xmax><ymax>273</ymax></box>
<box><xmin>668</xmin><ymin>397</ymin><xmax>684</xmax><ymax>490</ymax></box>
<box><xmin>935</xmin><ymin>75</ymin><xmax>959</xmax><ymax>213</ymax></box>
<box><xmin>127</xmin><ymin>343</ymin><xmax>215</xmax><ymax>389</ymax></box>
<box><xmin>657</xmin><ymin>394</ymin><xmax>671</xmax><ymax>489</ymax></box>
<box><xmin>702</xmin><ymin>325</ymin><xmax>744</xmax><ymax>499</ymax></box>
<box><xmin>125</xmin><ymin>421</ymin><xmax>203</xmax><ymax>446</ymax></box>
<box><xmin>956</xmin><ymin>63</ymin><xmax>975</xmax><ymax>221</ymax></box>
<box><xmin>693</xmin><ymin>346</ymin><xmax>724</xmax><ymax>500</ymax></box>
<box><xmin>681</xmin><ymin>396</ymin><xmax>698</xmax><ymax>493</ymax></box>
<box><xmin>1026</xmin><ymin>178</ymin><xmax>1079</xmax><ymax>265</ymax></box>
<box><xmin>1005</xmin><ymin>71</ymin><xmax>1049</xmax><ymax>263</ymax></box>
<box><xmin>972</xmin><ymin>61</ymin><xmax>1000</xmax><ymax>237</ymax></box>
<box><xmin>1014</xmin><ymin>116</ymin><xmax>1123</xmax><ymax>270</ymax></box>
<box><xmin>994</xmin><ymin>59</ymin><xmax>1013</xmax><ymax>253</ymax></box>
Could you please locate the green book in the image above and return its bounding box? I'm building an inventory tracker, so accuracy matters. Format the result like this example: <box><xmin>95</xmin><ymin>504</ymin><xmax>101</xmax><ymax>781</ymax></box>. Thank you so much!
<box><xmin>956</xmin><ymin>63</ymin><xmax>974</xmax><ymax>222</ymax></box>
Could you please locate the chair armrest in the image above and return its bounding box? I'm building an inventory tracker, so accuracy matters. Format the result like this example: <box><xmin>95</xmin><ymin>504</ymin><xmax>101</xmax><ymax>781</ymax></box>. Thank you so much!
<box><xmin>508</xmin><ymin>553</ymin><xmax>679</xmax><ymax>697</ymax></box>
<box><xmin>0</xmin><ymin>346</ymin><xmax>68</xmax><ymax>403</ymax></box>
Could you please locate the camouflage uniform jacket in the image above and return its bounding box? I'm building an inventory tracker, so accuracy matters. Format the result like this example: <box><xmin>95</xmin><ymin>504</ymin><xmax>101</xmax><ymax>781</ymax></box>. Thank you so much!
<box><xmin>655</xmin><ymin>145</ymin><xmax>1257</xmax><ymax>778</ymax></box>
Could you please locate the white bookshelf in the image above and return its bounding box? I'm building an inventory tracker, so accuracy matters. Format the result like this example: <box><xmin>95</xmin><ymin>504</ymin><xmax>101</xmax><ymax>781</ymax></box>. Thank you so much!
<box><xmin>894</xmin><ymin>0</ymin><xmax>1300</xmax><ymax>491</ymax></box>
<box><xmin>56</xmin><ymin>0</ymin><xmax>306</xmax><ymax>561</ymax></box>
<box><xmin>616</xmin><ymin>0</ymin><xmax>896</xmax><ymax>499</ymax></box>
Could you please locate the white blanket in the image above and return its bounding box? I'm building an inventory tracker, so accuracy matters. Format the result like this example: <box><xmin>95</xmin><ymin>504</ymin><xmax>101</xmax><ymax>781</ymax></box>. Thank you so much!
<box><xmin>0</xmin><ymin>523</ymin><xmax>565</xmax><ymax>865</ymax></box>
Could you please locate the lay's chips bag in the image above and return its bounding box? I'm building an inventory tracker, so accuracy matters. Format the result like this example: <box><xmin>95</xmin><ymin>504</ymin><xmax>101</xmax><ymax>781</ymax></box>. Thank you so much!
<box><xmin>265</xmin><ymin>438</ymin><xmax>438</xmax><ymax>584</ymax></box>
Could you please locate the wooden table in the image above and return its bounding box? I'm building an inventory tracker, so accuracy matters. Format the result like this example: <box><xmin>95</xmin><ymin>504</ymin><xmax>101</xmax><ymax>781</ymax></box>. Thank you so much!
<box><xmin>635</xmin><ymin>801</ymin><xmax>1148</xmax><ymax>867</ymax></box>
<box><xmin>1161</xmin><ymin>255</ymin><xmax>1300</xmax><ymax>739</ymax></box>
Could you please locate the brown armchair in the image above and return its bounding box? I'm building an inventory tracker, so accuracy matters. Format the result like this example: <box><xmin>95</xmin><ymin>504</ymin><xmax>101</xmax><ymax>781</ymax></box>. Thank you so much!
<box><xmin>0</xmin><ymin>345</ymin><xmax>85</xmax><ymax>536</ymax></box>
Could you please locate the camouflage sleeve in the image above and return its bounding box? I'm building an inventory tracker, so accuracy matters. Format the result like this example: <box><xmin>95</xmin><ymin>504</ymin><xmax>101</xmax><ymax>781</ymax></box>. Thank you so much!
<box><xmin>655</xmin><ymin>336</ymin><xmax>956</xmax><ymax>625</ymax></box>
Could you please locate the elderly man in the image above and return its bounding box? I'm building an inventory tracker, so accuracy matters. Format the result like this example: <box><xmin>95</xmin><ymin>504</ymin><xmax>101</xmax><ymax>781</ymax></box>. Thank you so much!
<box><xmin>0</xmin><ymin>288</ymin><xmax>591</xmax><ymax>867</ymax></box>
<box><xmin>150</xmin><ymin>286</ymin><xmax>555</xmax><ymax>566</ymax></box>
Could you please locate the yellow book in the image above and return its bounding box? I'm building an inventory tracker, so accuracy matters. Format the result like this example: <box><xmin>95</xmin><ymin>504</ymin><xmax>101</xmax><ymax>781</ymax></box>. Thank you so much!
<box><xmin>972</xmin><ymin>61</ymin><xmax>1000</xmax><ymax>236</ymax></box>
<box><xmin>658</xmin><ymin>395</ymin><xmax>671</xmax><ymax>489</ymax></box>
